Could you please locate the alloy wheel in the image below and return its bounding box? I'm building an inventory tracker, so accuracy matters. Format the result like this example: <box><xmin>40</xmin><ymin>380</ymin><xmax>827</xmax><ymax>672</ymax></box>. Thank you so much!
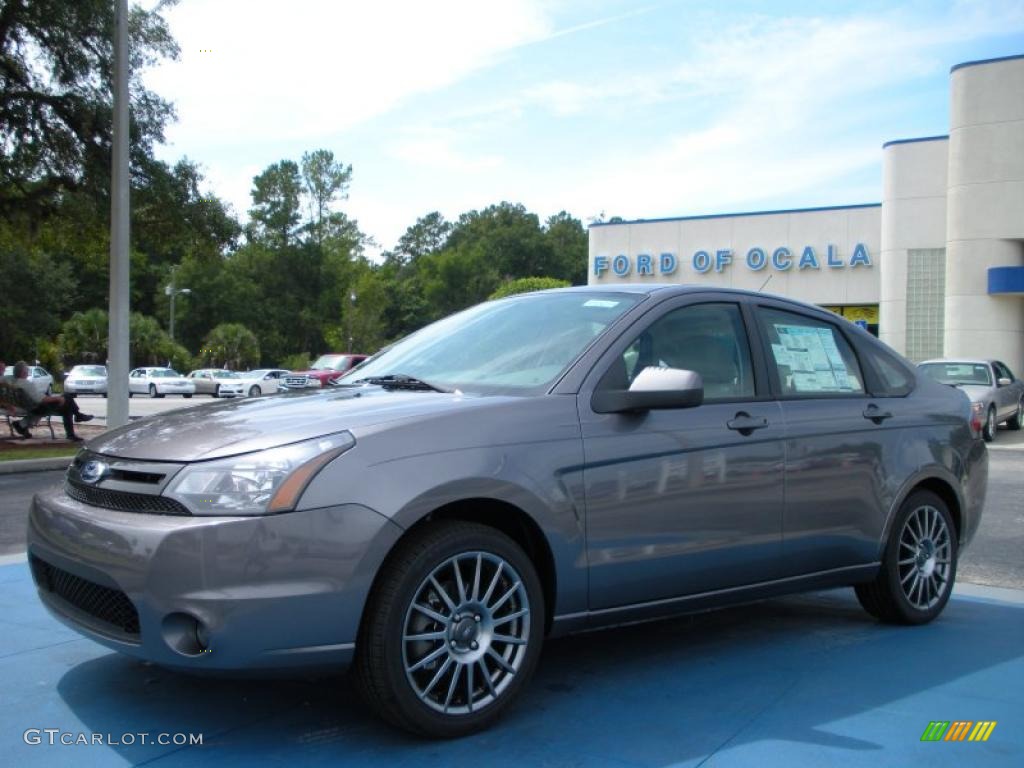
<box><xmin>897</xmin><ymin>505</ymin><xmax>952</xmax><ymax>610</ymax></box>
<box><xmin>401</xmin><ymin>551</ymin><xmax>531</xmax><ymax>715</ymax></box>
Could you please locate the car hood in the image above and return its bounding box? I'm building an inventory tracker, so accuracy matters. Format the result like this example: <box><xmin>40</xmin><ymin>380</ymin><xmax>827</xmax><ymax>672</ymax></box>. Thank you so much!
<box><xmin>88</xmin><ymin>387</ymin><xmax>508</xmax><ymax>461</ymax></box>
<box><xmin>955</xmin><ymin>384</ymin><xmax>993</xmax><ymax>402</ymax></box>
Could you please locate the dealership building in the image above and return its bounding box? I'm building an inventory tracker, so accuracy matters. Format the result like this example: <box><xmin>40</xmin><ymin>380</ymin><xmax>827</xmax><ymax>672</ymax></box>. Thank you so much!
<box><xmin>588</xmin><ymin>54</ymin><xmax>1024</xmax><ymax>374</ymax></box>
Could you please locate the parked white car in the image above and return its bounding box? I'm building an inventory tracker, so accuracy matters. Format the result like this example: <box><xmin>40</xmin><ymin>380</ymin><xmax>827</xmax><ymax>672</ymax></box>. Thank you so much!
<box><xmin>187</xmin><ymin>369</ymin><xmax>245</xmax><ymax>398</ymax></box>
<box><xmin>18</xmin><ymin>366</ymin><xmax>54</xmax><ymax>398</ymax></box>
<box><xmin>128</xmin><ymin>367</ymin><xmax>195</xmax><ymax>398</ymax></box>
<box><xmin>235</xmin><ymin>369</ymin><xmax>291</xmax><ymax>397</ymax></box>
<box><xmin>64</xmin><ymin>365</ymin><xmax>108</xmax><ymax>396</ymax></box>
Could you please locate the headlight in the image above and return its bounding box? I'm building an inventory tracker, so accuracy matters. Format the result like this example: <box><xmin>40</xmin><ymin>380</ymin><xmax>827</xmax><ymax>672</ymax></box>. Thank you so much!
<box><xmin>163</xmin><ymin>431</ymin><xmax>355</xmax><ymax>516</ymax></box>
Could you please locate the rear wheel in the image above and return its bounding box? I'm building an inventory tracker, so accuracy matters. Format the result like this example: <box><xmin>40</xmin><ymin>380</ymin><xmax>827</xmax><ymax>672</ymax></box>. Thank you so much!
<box><xmin>149</xmin><ymin>384</ymin><xmax>158</xmax><ymax>399</ymax></box>
<box><xmin>1007</xmin><ymin>397</ymin><xmax>1023</xmax><ymax>430</ymax></box>
<box><xmin>354</xmin><ymin>521</ymin><xmax>544</xmax><ymax>738</ymax></box>
<box><xmin>983</xmin><ymin>406</ymin><xmax>996</xmax><ymax>442</ymax></box>
<box><xmin>855</xmin><ymin>490</ymin><xmax>957</xmax><ymax>624</ymax></box>
<box><xmin>183</xmin><ymin>393</ymin><xmax>192</xmax><ymax>399</ymax></box>
<box><xmin>213</xmin><ymin>385</ymin><xmax>220</xmax><ymax>398</ymax></box>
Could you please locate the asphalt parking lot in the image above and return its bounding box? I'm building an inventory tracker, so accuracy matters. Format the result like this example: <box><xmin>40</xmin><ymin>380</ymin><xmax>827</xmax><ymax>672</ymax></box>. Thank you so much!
<box><xmin>0</xmin><ymin>433</ymin><xmax>1021</xmax><ymax>765</ymax></box>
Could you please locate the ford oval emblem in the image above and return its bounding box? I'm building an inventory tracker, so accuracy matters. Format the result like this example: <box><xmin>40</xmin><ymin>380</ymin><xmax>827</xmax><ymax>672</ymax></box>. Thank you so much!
<box><xmin>80</xmin><ymin>460</ymin><xmax>108</xmax><ymax>485</ymax></box>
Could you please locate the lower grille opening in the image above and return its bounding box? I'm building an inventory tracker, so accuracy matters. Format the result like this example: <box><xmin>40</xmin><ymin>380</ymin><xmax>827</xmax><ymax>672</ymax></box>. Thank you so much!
<box><xmin>30</xmin><ymin>555</ymin><xmax>140</xmax><ymax>638</ymax></box>
<box><xmin>65</xmin><ymin>480</ymin><xmax>190</xmax><ymax>516</ymax></box>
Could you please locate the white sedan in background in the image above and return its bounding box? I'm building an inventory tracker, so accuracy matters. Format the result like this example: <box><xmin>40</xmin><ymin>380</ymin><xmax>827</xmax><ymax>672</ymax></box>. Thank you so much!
<box><xmin>19</xmin><ymin>365</ymin><xmax>54</xmax><ymax>398</ymax></box>
<box><xmin>128</xmin><ymin>367</ymin><xmax>195</xmax><ymax>398</ymax></box>
<box><xmin>235</xmin><ymin>369</ymin><xmax>291</xmax><ymax>397</ymax></box>
<box><xmin>64</xmin><ymin>364</ymin><xmax>108</xmax><ymax>396</ymax></box>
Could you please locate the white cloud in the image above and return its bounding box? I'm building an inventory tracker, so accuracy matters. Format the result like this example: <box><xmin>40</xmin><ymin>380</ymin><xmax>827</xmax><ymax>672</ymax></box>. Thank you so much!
<box><xmin>146</xmin><ymin>0</ymin><xmax>553</xmax><ymax>148</ymax></box>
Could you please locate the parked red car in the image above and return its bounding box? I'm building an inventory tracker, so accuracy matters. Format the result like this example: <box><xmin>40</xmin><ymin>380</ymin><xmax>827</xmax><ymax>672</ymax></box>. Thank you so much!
<box><xmin>280</xmin><ymin>354</ymin><xmax>368</xmax><ymax>390</ymax></box>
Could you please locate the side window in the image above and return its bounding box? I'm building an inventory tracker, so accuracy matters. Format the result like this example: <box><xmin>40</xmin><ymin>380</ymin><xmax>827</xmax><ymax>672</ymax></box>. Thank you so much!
<box><xmin>995</xmin><ymin>361</ymin><xmax>1015</xmax><ymax>381</ymax></box>
<box><xmin>756</xmin><ymin>307</ymin><xmax>865</xmax><ymax>397</ymax></box>
<box><xmin>602</xmin><ymin>302</ymin><xmax>755</xmax><ymax>401</ymax></box>
<box><xmin>862</xmin><ymin>343</ymin><xmax>915</xmax><ymax>397</ymax></box>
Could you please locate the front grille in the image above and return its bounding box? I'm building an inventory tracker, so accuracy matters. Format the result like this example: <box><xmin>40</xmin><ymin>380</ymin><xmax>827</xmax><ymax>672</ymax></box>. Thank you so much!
<box><xmin>30</xmin><ymin>555</ymin><xmax>140</xmax><ymax>637</ymax></box>
<box><xmin>284</xmin><ymin>376</ymin><xmax>310</xmax><ymax>387</ymax></box>
<box><xmin>65</xmin><ymin>480</ymin><xmax>190</xmax><ymax>516</ymax></box>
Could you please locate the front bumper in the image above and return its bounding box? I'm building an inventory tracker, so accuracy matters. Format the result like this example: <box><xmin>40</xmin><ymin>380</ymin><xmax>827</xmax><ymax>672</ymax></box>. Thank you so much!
<box><xmin>28</xmin><ymin>488</ymin><xmax>402</xmax><ymax>672</ymax></box>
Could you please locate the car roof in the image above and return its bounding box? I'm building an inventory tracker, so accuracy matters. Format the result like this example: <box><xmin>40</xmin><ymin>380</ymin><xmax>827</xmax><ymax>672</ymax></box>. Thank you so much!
<box><xmin>918</xmin><ymin>358</ymin><xmax>994</xmax><ymax>366</ymax></box>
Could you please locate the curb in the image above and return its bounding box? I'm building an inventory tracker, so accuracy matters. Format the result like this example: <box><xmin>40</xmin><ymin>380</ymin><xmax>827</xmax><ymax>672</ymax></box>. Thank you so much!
<box><xmin>0</xmin><ymin>457</ymin><xmax>73</xmax><ymax>475</ymax></box>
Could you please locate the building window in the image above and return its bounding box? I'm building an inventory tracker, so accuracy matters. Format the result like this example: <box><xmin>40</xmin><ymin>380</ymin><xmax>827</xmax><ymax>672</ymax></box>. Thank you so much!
<box><xmin>905</xmin><ymin>248</ymin><xmax>946</xmax><ymax>363</ymax></box>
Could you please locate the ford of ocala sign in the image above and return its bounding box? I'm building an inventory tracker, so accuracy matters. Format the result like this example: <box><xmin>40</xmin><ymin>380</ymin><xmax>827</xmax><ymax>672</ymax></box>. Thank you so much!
<box><xmin>593</xmin><ymin>244</ymin><xmax>872</xmax><ymax>277</ymax></box>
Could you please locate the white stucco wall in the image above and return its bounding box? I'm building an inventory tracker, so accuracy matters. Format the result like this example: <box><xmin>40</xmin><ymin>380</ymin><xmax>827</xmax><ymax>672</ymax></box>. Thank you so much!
<box><xmin>879</xmin><ymin>138</ymin><xmax>949</xmax><ymax>355</ymax></box>
<box><xmin>588</xmin><ymin>206</ymin><xmax>881</xmax><ymax>307</ymax></box>
<box><xmin>945</xmin><ymin>56</ymin><xmax>1024</xmax><ymax>374</ymax></box>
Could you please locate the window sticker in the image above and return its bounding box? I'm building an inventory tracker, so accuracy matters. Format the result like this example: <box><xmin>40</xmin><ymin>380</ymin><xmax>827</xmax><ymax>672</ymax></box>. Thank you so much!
<box><xmin>771</xmin><ymin>324</ymin><xmax>855</xmax><ymax>393</ymax></box>
<box><xmin>583</xmin><ymin>299</ymin><xmax>620</xmax><ymax>308</ymax></box>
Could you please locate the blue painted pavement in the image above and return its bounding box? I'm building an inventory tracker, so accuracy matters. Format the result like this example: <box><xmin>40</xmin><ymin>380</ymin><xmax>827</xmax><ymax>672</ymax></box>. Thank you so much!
<box><xmin>1</xmin><ymin>559</ymin><xmax>1021</xmax><ymax>766</ymax></box>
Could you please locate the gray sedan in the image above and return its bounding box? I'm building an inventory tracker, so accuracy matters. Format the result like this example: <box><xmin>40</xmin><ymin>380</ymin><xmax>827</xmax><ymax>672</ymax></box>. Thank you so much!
<box><xmin>28</xmin><ymin>286</ymin><xmax>987</xmax><ymax>738</ymax></box>
<box><xmin>918</xmin><ymin>359</ymin><xmax>1024</xmax><ymax>442</ymax></box>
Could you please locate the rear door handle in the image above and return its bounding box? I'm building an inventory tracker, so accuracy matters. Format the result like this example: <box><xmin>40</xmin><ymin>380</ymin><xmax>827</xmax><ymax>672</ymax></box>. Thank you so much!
<box><xmin>727</xmin><ymin>412</ymin><xmax>769</xmax><ymax>435</ymax></box>
<box><xmin>862</xmin><ymin>404</ymin><xmax>893</xmax><ymax>423</ymax></box>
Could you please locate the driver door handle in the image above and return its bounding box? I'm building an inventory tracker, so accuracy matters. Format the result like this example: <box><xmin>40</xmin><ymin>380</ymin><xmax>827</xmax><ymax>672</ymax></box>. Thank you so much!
<box><xmin>727</xmin><ymin>412</ymin><xmax>769</xmax><ymax>435</ymax></box>
<box><xmin>862</xmin><ymin>404</ymin><xmax>893</xmax><ymax>423</ymax></box>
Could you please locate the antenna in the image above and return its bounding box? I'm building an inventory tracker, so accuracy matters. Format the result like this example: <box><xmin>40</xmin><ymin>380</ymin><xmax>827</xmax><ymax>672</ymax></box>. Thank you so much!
<box><xmin>758</xmin><ymin>273</ymin><xmax>773</xmax><ymax>292</ymax></box>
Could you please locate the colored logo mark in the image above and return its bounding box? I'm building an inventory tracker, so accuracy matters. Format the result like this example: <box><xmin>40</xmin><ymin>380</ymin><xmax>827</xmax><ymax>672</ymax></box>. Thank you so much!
<box><xmin>921</xmin><ymin>721</ymin><xmax>997</xmax><ymax>742</ymax></box>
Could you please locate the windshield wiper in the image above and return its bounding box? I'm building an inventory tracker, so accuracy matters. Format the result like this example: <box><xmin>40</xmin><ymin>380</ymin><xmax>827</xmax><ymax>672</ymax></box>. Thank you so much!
<box><xmin>350</xmin><ymin>374</ymin><xmax>450</xmax><ymax>393</ymax></box>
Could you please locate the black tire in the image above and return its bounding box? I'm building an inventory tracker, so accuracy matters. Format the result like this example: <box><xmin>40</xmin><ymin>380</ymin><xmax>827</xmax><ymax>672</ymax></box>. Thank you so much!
<box><xmin>354</xmin><ymin>521</ymin><xmax>545</xmax><ymax>738</ymax></box>
<box><xmin>983</xmin><ymin>406</ymin><xmax>996</xmax><ymax>442</ymax></box>
<box><xmin>45</xmin><ymin>384</ymin><xmax>53</xmax><ymax>395</ymax></box>
<box><xmin>1007</xmin><ymin>398</ymin><xmax>1023</xmax><ymax>430</ymax></box>
<box><xmin>183</xmin><ymin>393</ymin><xmax>192</xmax><ymax>399</ymax></box>
<box><xmin>855</xmin><ymin>489</ymin><xmax>957</xmax><ymax>625</ymax></box>
<box><xmin>249</xmin><ymin>385</ymin><xmax>261</xmax><ymax>397</ymax></box>
<box><xmin>128</xmin><ymin>392</ymin><xmax>133</xmax><ymax>398</ymax></box>
<box><xmin>149</xmin><ymin>384</ymin><xmax>158</xmax><ymax>399</ymax></box>
<box><xmin>213</xmin><ymin>385</ymin><xmax>220</xmax><ymax>398</ymax></box>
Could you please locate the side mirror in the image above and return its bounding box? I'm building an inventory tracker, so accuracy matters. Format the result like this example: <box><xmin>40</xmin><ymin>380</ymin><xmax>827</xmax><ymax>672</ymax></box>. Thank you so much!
<box><xmin>592</xmin><ymin>366</ymin><xmax>704</xmax><ymax>414</ymax></box>
<box><xmin>998</xmin><ymin>377</ymin><xmax>1012</xmax><ymax>387</ymax></box>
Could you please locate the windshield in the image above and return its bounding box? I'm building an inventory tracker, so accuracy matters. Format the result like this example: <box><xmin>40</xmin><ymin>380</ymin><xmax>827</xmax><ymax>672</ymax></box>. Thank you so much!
<box><xmin>71</xmin><ymin>366</ymin><xmax>106</xmax><ymax>376</ymax></box>
<box><xmin>214</xmin><ymin>370</ymin><xmax>239</xmax><ymax>379</ymax></box>
<box><xmin>920</xmin><ymin>362</ymin><xmax>992</xmax><ymax>386</ymax></box>
<box><xmin>339</xmin><ymin>291</ymin><xmax>642</xmax><ymax>394</ymax></box>
<box><xmin>311</xmin><ymin>355</ymin><xmax>348</xmax><ymax>370</ymax></box>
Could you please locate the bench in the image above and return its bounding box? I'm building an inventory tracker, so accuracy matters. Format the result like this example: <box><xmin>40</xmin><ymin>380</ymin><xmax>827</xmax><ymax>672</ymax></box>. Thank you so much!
<box><xmin>0</xmin><ymin>380</ymin><xmax>56</xmax><ymax>439</ymax></box>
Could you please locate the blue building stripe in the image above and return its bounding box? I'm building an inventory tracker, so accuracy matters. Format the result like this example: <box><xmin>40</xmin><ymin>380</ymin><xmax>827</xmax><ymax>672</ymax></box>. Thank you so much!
<box><xmin>987</xmin><ymin>266</ymin><xmax>1024</xmax><ymax>295</ymax></box>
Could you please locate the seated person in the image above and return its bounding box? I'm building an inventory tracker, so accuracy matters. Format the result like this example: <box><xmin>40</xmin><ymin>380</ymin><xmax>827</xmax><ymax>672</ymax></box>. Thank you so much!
<box><xmin>8</xmin><ymin>361</ymin><xmax>93</xmax><ymax>441</ymax></box>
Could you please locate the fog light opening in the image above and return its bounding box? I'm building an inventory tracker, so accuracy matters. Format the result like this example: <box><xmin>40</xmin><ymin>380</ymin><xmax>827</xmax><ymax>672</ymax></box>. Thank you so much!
<box><xmin>161</xmin><ymin>612</ymin><xmax>210</xmax><ymax>656</ymax></box>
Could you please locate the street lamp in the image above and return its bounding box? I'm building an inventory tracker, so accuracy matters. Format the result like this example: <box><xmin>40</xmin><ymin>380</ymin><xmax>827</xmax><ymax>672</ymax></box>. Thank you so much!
<box><xmin>165</xmin><ymin>271</ymin><xmax>191</xmax><ymax>342</ymax></box>
<box><xmin>347</xmin><ymin>290</ymin><xmax>357</xmax><ymax>353</ymax></box>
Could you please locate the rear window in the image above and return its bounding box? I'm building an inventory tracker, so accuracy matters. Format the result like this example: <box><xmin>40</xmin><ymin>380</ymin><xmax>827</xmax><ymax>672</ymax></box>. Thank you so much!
<box><xmin>920</xmin><ymin>363</ymin><xmax>992</xmax><ymax>386</ymax></box>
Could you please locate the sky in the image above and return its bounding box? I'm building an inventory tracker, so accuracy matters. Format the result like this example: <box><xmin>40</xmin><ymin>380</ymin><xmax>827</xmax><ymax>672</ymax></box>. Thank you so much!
<box><xmin>144</xmin><ymin>0</ymin><xmax>1024</xmax><ymax>257</ymax></box>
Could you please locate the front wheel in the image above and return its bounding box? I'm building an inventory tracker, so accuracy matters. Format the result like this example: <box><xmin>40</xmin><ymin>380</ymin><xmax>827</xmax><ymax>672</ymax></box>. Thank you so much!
<box><xmin>249</xmin><ymin>385</ymin><xmax>261</xmax><ymax>397</ymax></box>
<box><xmin>354</xmin><ymin>521</ymin><xmax>545</xmax><ymax>738</ymax></box>
<box><xmin>983</xmin><ymin>406</ymin><xmax>997</xmax><ymax>442</ymax></box>
<box><xmin>855</xmin><ymin>490</ymin><xmax>957</xmax><ymax>624</ymax></box>
<box><xmin>183</xmin><ymin>393</ymin><xmax>192</xmax><ymax>399</ymax></box>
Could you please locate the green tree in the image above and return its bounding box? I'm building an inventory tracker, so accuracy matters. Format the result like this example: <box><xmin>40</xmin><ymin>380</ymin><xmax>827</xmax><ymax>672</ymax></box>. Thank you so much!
<box><xmin>488</xmin><ymin>277</ymin><xmax>570</xmax><ymax>300</ymax></box>
<box><xmin>201</xmin><ymin>323</ymin><xmax>260</xmax><ymax>370</ymax></box>
<box><xmin>0</xmin><ymin>243</ymin><xmax>76</xmax><ymax>358</ymax></box>
<box><xmin>301</xmin><ymin>149</ymin><xmax>352</xmax><ymax>246</ymax></box>
<box><xmin>0</xmin><ymin>0</ymin><xmax>179</xmax><ymax>219</ymax></box>
<box><xmin>129</xmin><ymin>313</ymin><xmax>169</xmax><ymax>367</ymax></box>
<box><xmin>247</xmin><ymin>161</ymin><xmax>303</xmax><ymax>248</ymax></box>
<box><xmin>59</xmin><ymin>308</ymin><xmax>109</xmax><ymax>363</ymax></box>
<box><xmin>543</xmin><ymin>211</ymin><xmax>588</xmax><ymax>285</ymax></box>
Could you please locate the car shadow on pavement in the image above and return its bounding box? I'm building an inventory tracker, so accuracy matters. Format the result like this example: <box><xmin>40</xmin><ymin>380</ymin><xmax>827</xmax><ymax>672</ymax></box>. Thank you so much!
<box><xmin>55</xmin><ymin>590</ymin><xmax>1024</xmax><ymax>766</ymax></box>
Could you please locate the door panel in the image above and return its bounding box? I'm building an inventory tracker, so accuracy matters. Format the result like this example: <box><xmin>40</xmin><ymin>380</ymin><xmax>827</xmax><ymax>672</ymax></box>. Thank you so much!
<box><xmin>582</xmin><ymin>402</ymin><xmax>785</xmax><ymax>609</ymax></box>
<box><xmin>581</xmin><ymin>299</ymin><xmax>785</xmax><ymax>610</ymax></box>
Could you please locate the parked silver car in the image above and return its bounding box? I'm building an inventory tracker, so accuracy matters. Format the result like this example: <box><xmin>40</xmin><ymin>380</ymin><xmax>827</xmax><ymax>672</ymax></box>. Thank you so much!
<box><xmin>63</xmin><ymin>365</ymin><xmax>108</xmax><ymax>396</ymax></box>
<box><xmin>918</xmin><ymin>358</ymin><xmax>1024</xmax><ymax>442</ymax></box>
<box><xmin>29</xmin><ymin>286</ymin><xmax>987</xmax><ymax>738</ymax></box>
<box><xmin>128</xmin><ymin>367</ymin><xmax>195</xmax><ymax>398</ymax></box>
<box><xmin>187</xmin><ymin>369</ymin><xmax>245</xmax><ymax>398</ymax></box>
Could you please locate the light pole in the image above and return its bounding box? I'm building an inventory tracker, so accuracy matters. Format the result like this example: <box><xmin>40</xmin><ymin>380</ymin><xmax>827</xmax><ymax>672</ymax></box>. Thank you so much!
<box><xmin>347</xmin><ymin>290</ymin><xmax>357</xmax><ymax>352</ymax></box>
<box><xmin>165</xmin><ymin>269</ymin><xmax>191</xmax><ymax>342</ymax></box>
